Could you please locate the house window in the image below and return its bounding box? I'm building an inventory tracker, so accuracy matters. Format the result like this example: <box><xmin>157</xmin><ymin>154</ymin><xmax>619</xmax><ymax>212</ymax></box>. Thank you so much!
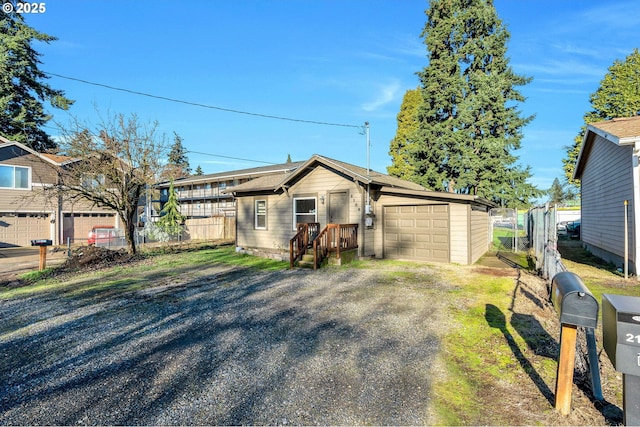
<box><xmin>81</xmin><ymin>173</ymin><xmax>105</xmax><ymax>189</ymax></box>
<box><xmin>255</xmin><ymin>199</ymin><xmax>267</xmax><ymax>229</ymax></box>
<box><xmin>293</xmin><ymin>197</ymin><xmax>316</xmax><ymax>230</ymax></box>
<box><xmin>0</xmin><ymin>165</ymin><xmax>30</xmax><ymax>189</ymax></box>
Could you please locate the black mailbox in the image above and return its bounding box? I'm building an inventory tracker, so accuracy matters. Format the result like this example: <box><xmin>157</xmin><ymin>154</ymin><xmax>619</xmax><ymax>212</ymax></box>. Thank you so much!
<box><xmin>30</xmin><ymin>239</ymin><xmax>52</xmax><ymax>246</ymax></box>
<box><xmin>551</xmin><ymin>271</ymin><xmax>599</xmax><ymax>329</ymax></box>
<box><xmin>603</xmin><ymin>294</ymin><xmax>640</xmax><ymax>376</ymax></box>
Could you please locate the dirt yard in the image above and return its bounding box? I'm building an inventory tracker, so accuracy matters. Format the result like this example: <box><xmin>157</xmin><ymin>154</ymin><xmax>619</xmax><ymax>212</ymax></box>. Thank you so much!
<box><xmin>0</xmin><ymin>246</ymin><xmax>629</xmax><ymax>425</ymax></box>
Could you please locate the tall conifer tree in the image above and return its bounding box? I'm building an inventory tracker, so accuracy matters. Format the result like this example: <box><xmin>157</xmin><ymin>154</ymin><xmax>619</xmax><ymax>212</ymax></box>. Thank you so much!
<box><xmin>0</xmin><ymin>9</ymin><xmax>73</xmax><ymax>151</ymax></box>
<box><xmin>563</xmin><ymin>49</ymin><xmax>640</xmax><ymax>185</ymax></box>
<box><xmin>401</xmin><ymin>0</ymin><xmax>538</xmax><ymax>207</ymax></box>
<box><xmin>388</xmin><ymin>88</ymin><xmax>421</xmax><ymax>181</ymax></box>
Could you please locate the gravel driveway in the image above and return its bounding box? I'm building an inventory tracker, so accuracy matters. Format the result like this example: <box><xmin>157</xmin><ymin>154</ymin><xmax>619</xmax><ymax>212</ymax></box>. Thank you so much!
<box><xmin>0</xmin><ymin>264</ymin><xmax>449</xmax><ymax>425</ymax></box>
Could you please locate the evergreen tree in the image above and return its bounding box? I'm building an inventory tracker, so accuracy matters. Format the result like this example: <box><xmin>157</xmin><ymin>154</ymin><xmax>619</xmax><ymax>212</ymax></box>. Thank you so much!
<box><xmin>401</xmin><ymin>0</ymin><xmax>538</xmax><ymax>207</ymax></box>
<box><xmin>563</xmin><ymin>49</ymin><xmax>640</xmax><ymax>185</ymax></box>
<box><xmin>548</xmin><ymin>178</ymin><xmax>564</xmax><ymax>205</ymax></box>
<box><xmin>157</xmin><ymin>181</ymin><xmax>184</xmax><ymax>237</ymax></box>
<box><xmin>547</xmin><ymin>177</ymin><xmax>578</xmax><ymax>206</ymax></box>
<box><xmin>194</xmin><ymin>165</ymin><xmax>204</xmax><ymax>176</ymax></box>
<box><xmin>0</xmin><ymin>9</ymin><xmax>73</xmax><ymax>151</ymax></box>
<box><xmin>388</xmin><ymin>88</ymin><xmax>421</xmax><ymax>181</ymax></box>
<box><xmin>162</xmin><ymin>132</ymin><xmax>190</xmax><ymax>180</ymax></box>
<box><xmin>286</xmin><ymin>154</ymin><xmax>292</xmax><ymax>163</ymax></box>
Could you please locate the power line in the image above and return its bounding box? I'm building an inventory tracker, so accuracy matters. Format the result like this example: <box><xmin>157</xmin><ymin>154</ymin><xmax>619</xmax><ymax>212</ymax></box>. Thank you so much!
<box><xmin>45</xmin><ymin>71</ymin><xmax>363</xmax><ymax>130</ymax></box>
<box><xmin>186</xmin><ymin>150</ymin><xmax>278</xmax><ymax>165</ymax></box>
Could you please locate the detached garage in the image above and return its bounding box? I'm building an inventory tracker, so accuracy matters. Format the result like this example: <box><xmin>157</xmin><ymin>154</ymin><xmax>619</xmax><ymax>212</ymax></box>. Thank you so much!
<box><xmin>230</xmin><ymin>154</ymin><xmax>496</xmax><ymax>266</ymax></box>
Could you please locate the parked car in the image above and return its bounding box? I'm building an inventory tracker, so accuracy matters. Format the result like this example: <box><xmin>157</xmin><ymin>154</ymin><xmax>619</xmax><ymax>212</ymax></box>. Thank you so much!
<box><xmin>88</xmin><ymin>225</ymin><xmax>118</xmax><ymax>245</ymax></box>
<box><xmin>566</xmin><ymin>221</ymin><xmax>581</xmax><ymax>240</ymax></box>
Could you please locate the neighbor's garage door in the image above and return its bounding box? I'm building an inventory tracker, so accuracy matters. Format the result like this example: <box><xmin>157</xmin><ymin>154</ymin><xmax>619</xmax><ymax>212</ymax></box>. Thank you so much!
<box><xmin>0</xmin><ymin>213</ymin><xmax>50</xmax><ymax>247</ymax></box>
<box><xmin>63</xmin><ymin>213</ymin><xmax>116</xmax><ymax>244</ymax></box>
<box><xmin>383</xmin><ymin>205</ymin><xmax>450</xmax><ymax>262</ymax></box>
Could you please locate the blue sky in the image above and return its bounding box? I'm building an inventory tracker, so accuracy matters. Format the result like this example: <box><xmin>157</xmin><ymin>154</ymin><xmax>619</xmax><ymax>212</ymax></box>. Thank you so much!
<box><xmin>23</xmin><ymin>0</ymin><xmax>640</xmax><ymax>194</ymax></box>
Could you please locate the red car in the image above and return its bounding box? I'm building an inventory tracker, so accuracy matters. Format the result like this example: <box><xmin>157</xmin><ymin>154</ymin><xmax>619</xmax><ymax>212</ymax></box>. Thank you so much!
<box><xmin>88</xmin><ymin>225</ymin><xmax>117</xmax><ymax>245</ymax></box>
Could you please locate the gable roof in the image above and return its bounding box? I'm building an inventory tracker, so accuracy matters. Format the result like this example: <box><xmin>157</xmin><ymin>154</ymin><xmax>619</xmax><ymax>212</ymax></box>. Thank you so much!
<box><xmin>228</xmin><ymin>154</ymin><xmax>424</xmax><ymax>194</ymax></box>
<box><xmin>0</xmin><ymin>135</ymin><xmax>77</xmax><ymax>166</ymax></box>
<box><xmin>227</xmin><ymin>153</ymin><xmax>495</xmax><ymax>207</ymax></box>
<box><xmin>574</xmin><ymin>116</ymin><xmax>640</xmax><ymax>179</ymax></box>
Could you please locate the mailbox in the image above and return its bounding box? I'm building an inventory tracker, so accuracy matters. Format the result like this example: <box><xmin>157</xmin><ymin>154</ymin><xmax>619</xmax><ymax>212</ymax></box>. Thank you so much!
<box><xmin>602</xmin><ymin>294</ymin><xmax>640</xmax><ymax>376</ymax></box>
<box><xmin>551</xmin><ymin>271</ymin><xmax>599</xmax><ymax>329</ymax></box>
<box><xmin>30</xmin><ymin>239</ymin><xmax>52</xmax><ymax>246</ymax></box>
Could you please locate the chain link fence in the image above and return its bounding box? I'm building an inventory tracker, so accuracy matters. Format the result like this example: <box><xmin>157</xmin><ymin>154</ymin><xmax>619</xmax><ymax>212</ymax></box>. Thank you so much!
<box><xmin>526</xmin><ymin>204</ymin><xmax>567</xmax><ymax>283</ymax></box>
<box><xmin>490</xmin><ymin>208</ymin><xmax>528</xmax><ymax>252</ymax></box>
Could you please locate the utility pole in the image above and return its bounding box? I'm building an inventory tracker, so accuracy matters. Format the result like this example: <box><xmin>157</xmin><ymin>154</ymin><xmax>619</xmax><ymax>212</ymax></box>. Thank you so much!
<box><xmin>365</xmin><ymin>121</ymin><xmax>370</xmax><ymax>177</ymax></box>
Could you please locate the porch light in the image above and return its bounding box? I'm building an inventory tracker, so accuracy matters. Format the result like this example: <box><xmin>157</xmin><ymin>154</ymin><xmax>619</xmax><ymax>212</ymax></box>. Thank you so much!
<box><xmin>319</xmin><ymin>195</ymin><xmax>325</xmax><ymax>205</ymax></box>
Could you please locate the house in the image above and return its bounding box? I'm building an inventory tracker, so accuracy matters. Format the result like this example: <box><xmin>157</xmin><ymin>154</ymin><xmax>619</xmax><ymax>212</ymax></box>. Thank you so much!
<box><xmin>573</xmin><ymin>115</ymin><xmax>640</xmax><ymax>276</ymax></box>
<box><xmin>154</xmin><ymin>161</ymin><xmax>304</xmax><ymax>219</ymax></box>
<box><xmin>227</xmin><ymin>154</ymin><xmax>495</xmax><ymax>266</ymax></box>
<box><xmin>0</xmin><ymin>136</ymin><xmax>119</xmax><ymax>247</ymax></box>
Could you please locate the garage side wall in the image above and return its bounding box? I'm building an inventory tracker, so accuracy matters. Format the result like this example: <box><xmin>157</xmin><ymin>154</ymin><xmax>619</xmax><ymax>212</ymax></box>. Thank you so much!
<box><xmin>449</xmin><ymin>204</ymin><xmax>469</xmax><ymax>264</ymax></box>
<box><xmin>470</xmin><ymin>206</ymin><xmax>490</xmax><ymax>264</ymax></box>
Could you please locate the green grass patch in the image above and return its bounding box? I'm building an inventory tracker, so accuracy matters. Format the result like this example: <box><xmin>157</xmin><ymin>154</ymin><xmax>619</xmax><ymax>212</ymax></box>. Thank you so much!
<box><xmin>0</xmin><ymin>244</ymin><xmax>287</xmax><ymax>301</ymax></box>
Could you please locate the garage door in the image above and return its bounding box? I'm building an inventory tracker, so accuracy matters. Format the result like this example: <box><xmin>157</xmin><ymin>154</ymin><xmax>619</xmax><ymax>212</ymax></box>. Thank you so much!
<box><xmin>0</xmin><ymin>213</ymin><xmax>50</xmax><ymax>247</ymax></box>
<box><xmin>63</xmin><ymin>213</ymin><xmax>116</xmax><ymax>244</ymax></box>
<box><xmin>383</xmin><ymin>205</ymin><xmax>450</xmax><ymax>262</ymax></box>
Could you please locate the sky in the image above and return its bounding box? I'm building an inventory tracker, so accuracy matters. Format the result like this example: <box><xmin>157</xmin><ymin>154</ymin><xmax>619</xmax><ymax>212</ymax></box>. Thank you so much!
<box><xmin>19</xmin><ymin>0</ymin><xmax>640</xmax><ymax>196</ymax></box>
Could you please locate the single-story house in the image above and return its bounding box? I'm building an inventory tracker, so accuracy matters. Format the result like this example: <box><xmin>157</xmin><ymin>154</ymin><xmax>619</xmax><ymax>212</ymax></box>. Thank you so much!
<box><xmin>0</xmin><ymin>136</ymin><xmax>119</xmax><ymax>247</ymax></box>
<box><xmin>227</xmin><ymin>154</ymin><xmax>495</xmax><ymax>265</ymax></box>
<box><xmin>573</xmin><ymin>115</ymin><xmax>640</xmax><ymax>276</ymax></box>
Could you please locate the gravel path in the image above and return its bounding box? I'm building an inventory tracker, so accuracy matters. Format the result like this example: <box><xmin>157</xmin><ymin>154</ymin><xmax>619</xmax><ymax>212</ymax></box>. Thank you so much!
<box><xmin>0</xmin><ymin>265</ymin><xmax>449</xmax><ymax>425</ymax></box>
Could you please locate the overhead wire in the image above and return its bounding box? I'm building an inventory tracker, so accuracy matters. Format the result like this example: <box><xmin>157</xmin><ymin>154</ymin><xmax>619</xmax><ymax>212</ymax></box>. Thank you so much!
<box><xmin>45</xmin><ymin>72</ymin><xmax>363</xmax><ymax>129</ymax></box>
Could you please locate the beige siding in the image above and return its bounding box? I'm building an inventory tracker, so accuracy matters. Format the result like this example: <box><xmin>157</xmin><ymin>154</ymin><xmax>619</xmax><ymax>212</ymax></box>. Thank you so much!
<box><xmin>449</xmin><ymin>204</ymin><xmax>469</xmax><ymax>264</ymax></box>
<box><xmin>470</xmin><ymin>206</ymin><xmax>489</xmax><ymax>264</ymax></box>
<box><xmin>0</xmin><ymin>147</ymin><xmax>58</xmax><ymax>213</ymax></box>
<box><xmin>581</xmin><ymin>135</ymin><xmax>634</xmax><ymax>267</ymax></box>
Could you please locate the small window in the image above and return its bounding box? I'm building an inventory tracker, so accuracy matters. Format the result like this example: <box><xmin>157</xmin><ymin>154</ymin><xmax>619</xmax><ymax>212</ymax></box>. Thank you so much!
<box><xmin>255</xmin><ymin>199</ymin><xmax>267</xmax><ymax>229</ymax></box>
<box><xmin>293</xmin><ymin>197</ymin><xmax>316</xmax><ymax>230</ymax></box>
<box><xmin>0</xmin><ymin>165</ymin><xmax>30</xmax><ymax>189</ymax></box>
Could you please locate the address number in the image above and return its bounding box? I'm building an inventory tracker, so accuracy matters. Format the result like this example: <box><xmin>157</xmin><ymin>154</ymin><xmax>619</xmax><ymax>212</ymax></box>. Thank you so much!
<box><xmin>626</xmin><ymin>334</ymin><xmax>640</xmax><ymax>344</ymax></box>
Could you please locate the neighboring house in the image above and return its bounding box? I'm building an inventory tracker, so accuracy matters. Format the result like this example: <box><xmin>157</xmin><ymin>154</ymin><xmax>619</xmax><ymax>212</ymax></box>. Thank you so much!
<box><xmin>0</xmin><ymin>136</ymin><xmax>118</xmax><ymax>247</ymax></box>
<box><xmin>228</xmin><ymin>154</ymin><xmax>495</xmax><ymax>265</ymax></box>
<box><xmin>154</xmin><ymin>161</ymin><xmax>304</xmax><ymax>219</ymax></box>
<box><xmin>573</xmin><ymin>115</ymin><xmax>640</xmax><ymax>276</ymax></box>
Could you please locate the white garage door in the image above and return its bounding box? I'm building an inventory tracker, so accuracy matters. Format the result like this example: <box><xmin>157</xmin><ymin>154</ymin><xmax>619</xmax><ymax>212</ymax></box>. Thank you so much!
<box><xmin>383</xmin><ymin>205</ymin><xmax>450</xmax><ymax>262</ymax></box>
<box><xmin>0</xmin><ymin>213</ymin><xmax>50</xmax><ymax>247</ymax></box>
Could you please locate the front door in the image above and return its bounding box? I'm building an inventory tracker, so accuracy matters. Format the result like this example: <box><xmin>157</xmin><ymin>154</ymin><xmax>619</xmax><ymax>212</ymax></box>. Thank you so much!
<box><xmin>328</xmin><ymin>191</ymin><xmax>349</xmax><ymax>224</ymax></box>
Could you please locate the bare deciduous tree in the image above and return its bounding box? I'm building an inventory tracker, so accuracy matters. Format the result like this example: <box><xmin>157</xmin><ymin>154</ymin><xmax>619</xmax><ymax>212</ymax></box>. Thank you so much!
<box><xmin>56</xmin><ymin>113</ymin><xmax>167</xmax><ymax>254</ymax></box>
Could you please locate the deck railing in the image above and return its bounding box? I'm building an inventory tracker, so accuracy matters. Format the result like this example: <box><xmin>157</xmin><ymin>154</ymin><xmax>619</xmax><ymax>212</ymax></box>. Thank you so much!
<box><xmin>289</xmin><ymin>222</ymin><xmax>320</xmax><ymax>268</ymax></box>
<box><xmin>312</xmin><ymin>223</ymin><xmax>359</xmax><ymax>269</ymax></box>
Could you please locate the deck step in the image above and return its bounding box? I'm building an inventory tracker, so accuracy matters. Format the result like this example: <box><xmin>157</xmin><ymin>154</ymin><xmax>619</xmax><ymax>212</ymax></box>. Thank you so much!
<box><xmin>297</xmin><ymin>260</ymin><xmax>315</xmax><ymax>268</ymax></box>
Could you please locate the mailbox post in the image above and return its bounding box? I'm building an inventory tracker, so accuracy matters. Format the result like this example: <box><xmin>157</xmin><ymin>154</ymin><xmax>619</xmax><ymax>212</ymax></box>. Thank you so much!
<box><xmin>602</xmin><ymin>294</ymin><xmax>640</xmax><ymax>425</ymax></box>
<box><xmin>30</xmin><ymin>239</ymin><xmax>53</xmax><ymax>271</ymax></box>
<box><xmin>551</xmin><ymin>272</ymin><xmax>599</xmax><ymax>415</ymax></box>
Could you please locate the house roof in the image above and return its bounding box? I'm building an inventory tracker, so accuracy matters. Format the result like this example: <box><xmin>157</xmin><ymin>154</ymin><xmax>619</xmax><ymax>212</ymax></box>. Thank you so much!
<box><xmin>228</xmin><ymin>153</ymin><xmax>495</xmax><ymax>207</ymax></box>
<box><xmin>0</xmin><ymin>136</ymin><xmax>75</xmax><ymax>166</ymax></box>
<box><xmin>227</xmin><ymin>154</ymin><xmax>424</xmax><ymax>193</ymax></box>
<box><xmin>156</xmin><ymin>161</ymin><xmax>305</xmax><ymax>187</ymax></box>
<box><xmin>574</xmin><ymin>116</ymin><xmax>640</xmax><ymax>179</ymax></box>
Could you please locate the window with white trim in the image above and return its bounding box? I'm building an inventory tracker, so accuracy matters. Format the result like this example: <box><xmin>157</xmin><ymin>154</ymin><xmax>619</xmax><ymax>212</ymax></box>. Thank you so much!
<box><xmin>255</xmin><ymin>199</ymin><xmax>267</xmax><ymax>229</ymax></box>
<box><xmin>293</xmin><ymin>197</ymin><xmax>316</xmax><ymax>230</ymax></box>
<box><xmin>0</xmin><ymin>165</ymin><xmax>30</xmax><ymax>189</ymax></box>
